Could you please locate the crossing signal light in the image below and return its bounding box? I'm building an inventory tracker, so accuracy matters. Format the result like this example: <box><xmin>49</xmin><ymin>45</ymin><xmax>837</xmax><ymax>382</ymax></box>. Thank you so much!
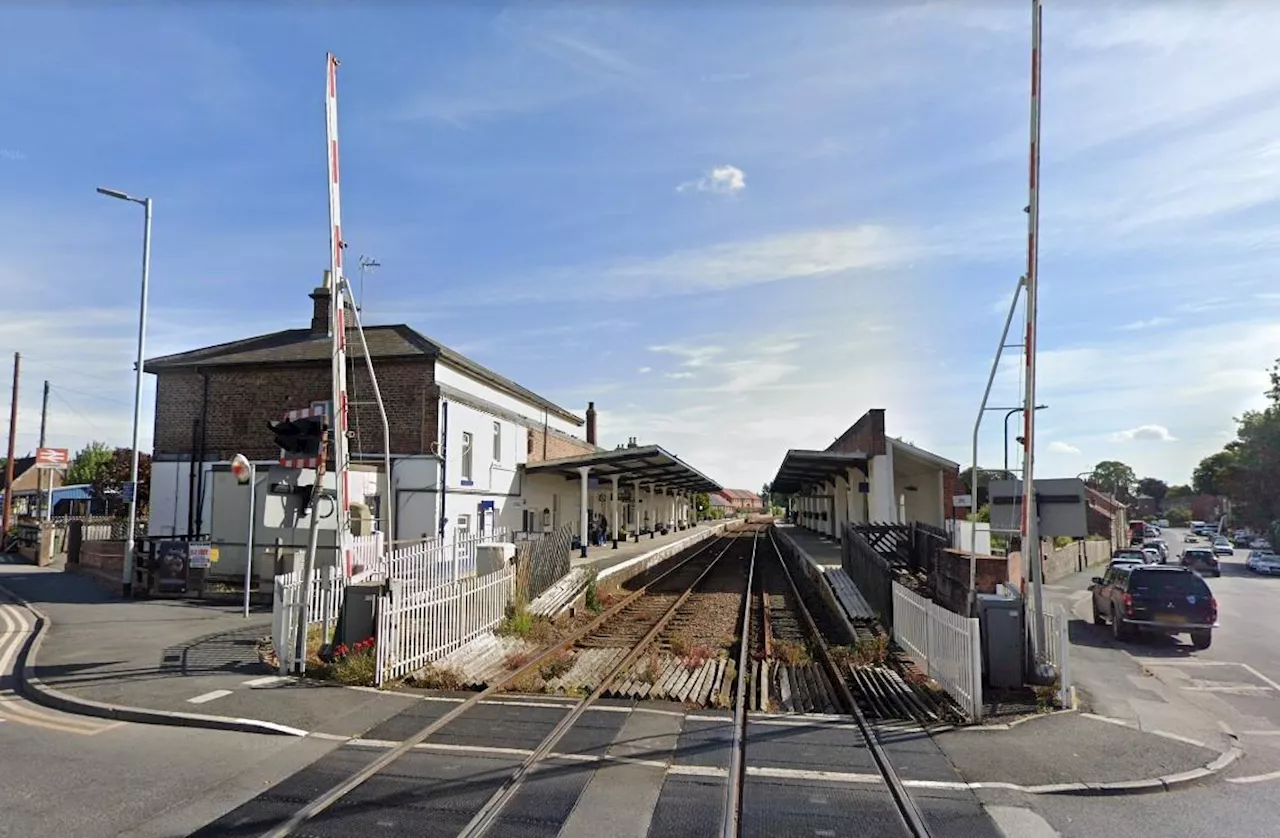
<box><xmin>268</xmin><ymin>416</ymin><xmax>326</xmax><ymax>457</ymax></box>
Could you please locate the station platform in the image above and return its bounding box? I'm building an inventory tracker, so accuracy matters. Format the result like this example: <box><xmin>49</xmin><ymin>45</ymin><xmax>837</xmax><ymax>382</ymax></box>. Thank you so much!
<box><xmin>772</xmin><ymin>523</ymin><xmax>842</xmax><ymax>570</ymax></box>
<box><xmin>570</xmin><ymin>521</ymin><xmax>730</xmax><ymax>582</ymax></box>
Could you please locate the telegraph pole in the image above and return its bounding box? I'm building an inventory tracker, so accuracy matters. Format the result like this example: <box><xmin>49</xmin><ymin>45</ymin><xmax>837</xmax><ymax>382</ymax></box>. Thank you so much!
<box><xmin>2</xmin><ymin>353</ymin><xmax>19</xmax><ymax>537</ymax></box>
<box><xmin>39</xmin><ymin>380</ymin><xmax>49</xmax><ymax>520</ymax></box>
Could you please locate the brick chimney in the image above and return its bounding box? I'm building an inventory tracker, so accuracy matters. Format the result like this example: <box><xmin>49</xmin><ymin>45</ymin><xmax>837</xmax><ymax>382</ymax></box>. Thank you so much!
<box><xmin>310</xmin><ymin>270</ymin><xmax>354</xmax><ymax>335</ymax></box>
<box><xmin>586</xmin><ymin>401</ymin><xmax>597</xmax><ymax>446</ymax></box>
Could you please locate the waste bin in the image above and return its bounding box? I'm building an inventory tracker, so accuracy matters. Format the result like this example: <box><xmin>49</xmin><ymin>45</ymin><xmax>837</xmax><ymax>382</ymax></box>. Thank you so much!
<box><xmin>976</xmin><ymin>592</ymin><xmax>1024</xmax><ymax>689</ymax></box>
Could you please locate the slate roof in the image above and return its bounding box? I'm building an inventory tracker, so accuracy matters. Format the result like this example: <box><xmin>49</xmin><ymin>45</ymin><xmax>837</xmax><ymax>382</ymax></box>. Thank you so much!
<box><xmin>143</xmin><ymin>324</ymin><xmax>582</xmax><ymax>425</ymax></box>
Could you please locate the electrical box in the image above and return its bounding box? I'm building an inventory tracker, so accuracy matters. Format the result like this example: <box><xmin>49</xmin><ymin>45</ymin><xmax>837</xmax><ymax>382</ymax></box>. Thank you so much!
<box><xmin>977</xmin><ymin>592</ymin><xmax>1024</xmax><ymax>690</ymax></box>
<box><xmin>336</xmin><ymin>582</ymin><xmax>383</xmax><ymax>647</ymax></box>
<box><xmin>475</xmin><ymin>542</ymin><xmax>517</xmax><ymax>577</ymax></box>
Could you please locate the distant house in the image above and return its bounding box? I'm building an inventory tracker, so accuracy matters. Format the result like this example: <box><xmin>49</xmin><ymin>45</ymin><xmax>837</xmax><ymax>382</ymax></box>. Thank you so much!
<box><xmin>1</xmin><ymin>456</ymin><xmax>65</xmax><ymax>517</ymax></box>
<box><xmin>718</xmin><ymin>489</ymin><xmax>765</xmax><ymax>514</ymax></box>
<box><xmin>1086</xmin><ymin>487</ymin><xmax>1129</xmax><ymax>550</ymax></box>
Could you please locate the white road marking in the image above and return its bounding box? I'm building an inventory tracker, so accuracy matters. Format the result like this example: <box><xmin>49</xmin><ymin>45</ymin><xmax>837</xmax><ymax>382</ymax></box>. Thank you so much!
<box><xmin>1151</xmin><ymin>730</ymin><xmax>1208</xmax><ymax>748</ymax></box>
<box><xmin>1227</xmin><ymin>769</ymin><xmax>1280</xmax><ymax>785</ymax></box>
<box><xmin>1080</xmin><ymin>713</ymin><xmax>1134</xmax><ymax>728</ymax></box>
<box><xmin>187</xmin><ymin>689</ymin><xmax>233</xmax><ymax>705</ymax></box>
<box><xmin>241</xmin><ymin>675</ymin><xmax>290</xmax><ymax>688</ymax></box>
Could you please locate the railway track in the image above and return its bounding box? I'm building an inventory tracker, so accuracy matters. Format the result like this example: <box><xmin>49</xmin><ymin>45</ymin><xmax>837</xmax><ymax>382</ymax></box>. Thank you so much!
<box><xmin>720</xmin><ymin>529</ymin><xmax>933</xmax><ymax>838</ymax></box>
<box><xmin>261</xmin><ymin>531</ymin><xmax>750</xmax><ymax>838</ymax></box>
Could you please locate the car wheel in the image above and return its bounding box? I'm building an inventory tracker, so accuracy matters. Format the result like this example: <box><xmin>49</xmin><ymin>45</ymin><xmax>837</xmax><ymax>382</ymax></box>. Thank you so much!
<box><xmin>1191</xmin><ymin>630</ymin><xmax>1212</xmax><ymax>651</ymax></box>
<box><xmin>1112</xmin><ymin>609</ymin><xmax>1129</xmax><ymax>641</ymax></box>
<box><xmin>1093</xmin><ymin>601</ymin><xmax>1106</xmax><ymax>626</ymax></box>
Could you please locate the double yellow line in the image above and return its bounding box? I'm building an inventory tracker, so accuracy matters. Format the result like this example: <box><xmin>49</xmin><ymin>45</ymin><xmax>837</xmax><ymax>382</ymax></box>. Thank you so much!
<box><xmin>0</xmin><ymin>602</ymin><xmax>121</xmax><ymax>736</ymax></box>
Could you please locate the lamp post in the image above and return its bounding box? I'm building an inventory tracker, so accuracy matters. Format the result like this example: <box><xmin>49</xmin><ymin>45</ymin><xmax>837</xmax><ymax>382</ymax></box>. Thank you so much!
<box><xmin>1004</xmin><ymin>404</ymin><xmax>1048</xmax><ymax>475</ymax></box>
<box><xmin>97</xmin><ymin>186</ymin><xmax>152</xmax><ymax>598</ymax></box>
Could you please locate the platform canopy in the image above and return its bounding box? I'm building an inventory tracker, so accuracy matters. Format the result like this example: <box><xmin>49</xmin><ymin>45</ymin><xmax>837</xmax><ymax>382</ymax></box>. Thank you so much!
<box><xmin>524</xmin><ymin>445</ymin><xmax>721</xmax><ymax>493</ymax></box>
<box><xmin>771</xmin><ymin>449</ymin><xmax>869</xmax><ymax>494</ymax></box>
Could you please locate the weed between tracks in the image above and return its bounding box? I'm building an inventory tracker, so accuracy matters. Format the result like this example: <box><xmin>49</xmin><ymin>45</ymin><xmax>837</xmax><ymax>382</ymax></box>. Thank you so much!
<box><xmin>411</xmin><ymin>664</ymin><xmax>465</xmax><ymax>691</ymax></box>
<box><xmin>497</xmin><ymin>602</ymin><xmax>558</xmax><ymax>644</ymax></box>
<box><xmin>771</xmin><ymin>639</ymin><xmax>812</xmax><ymax>666</ymax></box>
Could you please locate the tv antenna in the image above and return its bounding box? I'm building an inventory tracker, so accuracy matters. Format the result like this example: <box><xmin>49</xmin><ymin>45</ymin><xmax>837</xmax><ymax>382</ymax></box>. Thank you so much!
<box><xmin>357</xmin><ymin>255</ymin><xmax>380</xmax><ymax>312</ymax></box>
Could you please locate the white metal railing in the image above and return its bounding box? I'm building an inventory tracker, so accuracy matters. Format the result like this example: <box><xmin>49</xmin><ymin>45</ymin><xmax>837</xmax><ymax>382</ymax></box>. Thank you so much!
<box><xmin>375</xmin><ymin>564</ymin><xmax>515</xmax><ymax>685</ymax></box>
<box><xmin>381</xmin><ymin>528</ymin><xmax>510</xmax><ymax>589</ymax></box>
<box><xmin>892</xmin><ymin>582</ymin><xmax>984</xmax><ymax>720</ymax></box>
<box><xmin>272</xmin><ymin>563</ymin><xmax>348</xmax><ymax>674</ymax></box>
<box><xmin>1030</xmin><ymin>603</ymin><xmax>1072</xmax><ymax>709</ymax></box>
<box><xmin>347</xmin><ymin>532</ymin><xmax>385</xmax><ymax>581</ymax></box>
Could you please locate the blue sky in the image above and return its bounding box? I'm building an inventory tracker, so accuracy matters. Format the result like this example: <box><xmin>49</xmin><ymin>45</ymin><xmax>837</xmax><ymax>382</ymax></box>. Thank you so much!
<box><xmin>3</xmin><ymin>1</ymin><xmax>1279</xmax><ymax>491</ymax></box>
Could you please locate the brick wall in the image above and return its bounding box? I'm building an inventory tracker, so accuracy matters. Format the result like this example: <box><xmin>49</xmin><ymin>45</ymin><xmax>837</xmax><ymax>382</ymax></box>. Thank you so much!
<box><xmin>1040</xmin><ymin>538</ymin><xmax>1111</xmax><ymax>583</ymax></box>
<box><xmin>525</xmin><ymin>427</ymin><xmax>597</xmax><ymax>463</ymax></box>
<box><xmin>934</xmin><ymin>548</ymin><xmax>1011</xmax><ymax>615</ymax></box>
<box><xmin>828</xmin><ymin>408</ymin><xmax>887</xmax><ymax>457</ymax></box>
<box><xmin>942</xmin><ymin>468</ymin><xmax>964</xmax><ymax>520</ymax></box>
<box><xmin>71</xmin><ymin>541</ymin><xmax>127</xmax><ymax>594</ymax></box>
<box><xmin>153</xmin><ymin>358</ymin><xmax>438</xmax><ymax>460</ymax></box>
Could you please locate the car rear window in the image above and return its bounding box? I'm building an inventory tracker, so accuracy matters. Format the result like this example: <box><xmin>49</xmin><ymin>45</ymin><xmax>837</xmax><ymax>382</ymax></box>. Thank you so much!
<box><xmin>1131</xmin><ymin>571</ymin><xmax>1209</xmax><ymax>597</ymax></box>
<box><xmin>1186</xmin><ymin>550</ymin><xmax>1214</xmax><ymax>559</ymax></box>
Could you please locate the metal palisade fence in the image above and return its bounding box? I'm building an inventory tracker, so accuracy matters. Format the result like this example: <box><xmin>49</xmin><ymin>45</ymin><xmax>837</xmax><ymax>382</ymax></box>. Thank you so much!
<box><xmin>515</xmin><ymin>523</ymin><xmax>574</xmax><ymax>603</ymax></box>
<box><xmin>841</xmin><ymin>524</ymin><xmax>896</xmax><ymax>626</ymax></box>
<box><xmin>375</xmin><ymin>563</ymin><xmax>516</xmax><ymax>685</ymax></box>
<box><xmin>891</xmin><ymin>581</ymin><xmax>984</xmax><ymax>720</ymax></box>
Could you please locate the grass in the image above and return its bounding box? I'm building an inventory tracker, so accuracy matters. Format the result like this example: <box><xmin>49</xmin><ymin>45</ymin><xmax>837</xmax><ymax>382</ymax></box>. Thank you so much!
<box><xmin>504</xmin><ymin>650</ymin><xmax>534</xmax><ymax>671</ymax></box>
<box><xmin>851</xmin><ymin>635</ymin><xmax>891</xmax><ymax>667</ymax></box>
<box><xmin>1033</xmin><ymin>681</ymin><xmax>1061</xmax><ymax>712</ymax></box>
<box><xmin>636</xmin><ymin>650</ymin><xmax>664</xmax><ymax>685</ymax></box>
<box><xmin>772</xmin><ymin>639</ymin><xmax>812</xmax><ymax>666</ymax></box>
<box><xmin>584</xmin><ymin>571</ymin><xmax>602</xmax><ymax>613</ymax></box>
<box><xmin>538</xmin><ymin>650</ymin><xmax>575</xmax><ymax>681</ymax></box>
<box><xmin>328</xmin><ymin>647</ymin><xmax>377</xmax><ymax>686</ymax></box>
<box><xmin>683</xmin><ymin>644</ymin><xmax>716</xmax><ymax>670</ymax></box>
<box><xmin>496</xmin><ymin>602</ymin><xmax>558</xmax><ymax>645</ymax></box>
<box><xmin>667</xmin><ymin>629</ymin><xmax>692</xmax><ymax>658</ymax></box>
<box><xmin>412</xmin><ymin>664</ymin><xmax>465</xmax><ymax>691</ymax></box>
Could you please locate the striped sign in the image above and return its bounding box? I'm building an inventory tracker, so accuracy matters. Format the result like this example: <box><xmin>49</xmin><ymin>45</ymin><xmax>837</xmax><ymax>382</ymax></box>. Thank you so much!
<box><xmin>279</xmin><ymin>404</ymin><xmax>327</xmax><ymax>469</ymax></box>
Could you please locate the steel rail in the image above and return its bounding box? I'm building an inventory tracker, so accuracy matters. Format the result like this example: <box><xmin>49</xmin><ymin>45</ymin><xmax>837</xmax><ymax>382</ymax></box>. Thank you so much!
<box><xmin>720</xmin><ymin>531</ymin><xmax>758</xmax><ymax>838</ymax></box>
<box><xmin>260</xmin><ymin>529</ymin><xmax>740</xmax><ymax>838</ymax></box>
<box><xmin>456</xmin><ymin>534</ymin><xmax>746</xmax><ymax>838</ymax></box>
<box><xmin>765</xmin><ymin>528</ymin><xmax>932</xmax><ymax>838</ymax></box>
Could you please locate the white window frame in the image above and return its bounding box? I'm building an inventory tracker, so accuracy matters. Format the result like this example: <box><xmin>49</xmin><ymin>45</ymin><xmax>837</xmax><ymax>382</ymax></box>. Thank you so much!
<box><xmin>461</xmin><ymin>431</ymin><xmax>474</xmax><ymax>483</ymax></box>
<box><xmin>493</xmin><ymin>421</ymin><xmax>502</xmax><ymax>463</ymax></box>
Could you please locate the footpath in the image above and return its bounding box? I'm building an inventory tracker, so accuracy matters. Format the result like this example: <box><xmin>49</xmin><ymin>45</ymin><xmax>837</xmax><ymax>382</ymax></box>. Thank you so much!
<box><xmin>0</xmin><ymin>554</ymin><xmax>1242</xmax><ymax>797</ymax></box>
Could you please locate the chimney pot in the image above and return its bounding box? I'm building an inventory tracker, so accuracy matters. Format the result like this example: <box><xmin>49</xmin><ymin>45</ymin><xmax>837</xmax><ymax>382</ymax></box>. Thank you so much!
<box><xmin>585</xmin><ymin>401</ymin><xmax>598</xmax><ymax>446</ymax></box>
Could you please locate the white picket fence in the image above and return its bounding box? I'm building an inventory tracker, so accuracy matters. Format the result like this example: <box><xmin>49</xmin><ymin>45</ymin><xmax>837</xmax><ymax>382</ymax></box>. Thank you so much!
<box><xmin>272</xmin><ymin>563</ymin><xmax>349</xmax><ymax>674</ymax></box>
<box><xmin>375</xmin><ymin>564</ymin><xmax>516</xmax><ymax>685</ymax></box>
<box><xmin>891</xmin><ymin>582</ymin><xmax>984</xmax><ymax>720</ymax></box>
<box><xmin>347</xmin><ymin>532</ymin><xmax>386</xmax><ymax>581</ymax></box>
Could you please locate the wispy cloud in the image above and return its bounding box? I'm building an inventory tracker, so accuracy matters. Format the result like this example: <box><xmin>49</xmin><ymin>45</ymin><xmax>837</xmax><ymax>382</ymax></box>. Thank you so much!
<box><xmin>648</xmin><ymin>344</ymin><xmax>724</xmax><ymax>368</ymax></box>
<box><xmin>1120</xmin><ymin>317</ymin><xmax>1170</xmax><ymax>331</ymax></box>
<box><xmin>677</xmin><ymin>164</ymin><xmax>746</xmax><ymax>196</ymax></box>
<box><xmin>0</xmin><ymin>148</ymin><xmax>24</xmax><ymax>161</ymax></box>
<box><xmin>664</xmin><ymin>371</ymin><xmax>694</xmax><ymax>380</ymax></box>
<box><xmin>637</xmin><ymin>366</ymin><xmax>652</xmax><ymax>374</ymax></box>
<box><xmin>1047</xmin><ymin>441</ymin><xmax>1081</xmax><ymax>455</ymax></box>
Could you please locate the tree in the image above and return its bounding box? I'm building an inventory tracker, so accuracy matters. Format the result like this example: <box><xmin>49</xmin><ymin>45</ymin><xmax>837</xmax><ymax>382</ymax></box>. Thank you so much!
<box><xmin>1192</xmin><ymin>358</ymin><xmax>1280</xmax><ymax>529</ymax></box>
<box><xmin>1136</xmin><ymin>477</ymin><xmax>1169</xmax><ymax>511</ymax></box>
<box><xmin>1166</xmin><ymin>484</ymin><xmax>1194</xmax><ymax>502</ymax></box>
<box><xmin>964</xmin><ymin>468</ymin><xmax>1015</xmax><ymax>506</ymax></box>
<box><xmin>1192</xmin><ymin>448</ymin><xmax>1241</xmax><ymax>497</ymax></box>
<box><xmin>1087</xmin><ymin>460</ymin><xmax>1136</xmax><ymax>499</ymax></box>
<box><xmin>92</xmin><ymin>447</ymin><xmax>152</xmax><ymax>516</ymax></box>
<box><xmin>66</xmin><ymin>441</ymin><xmax>115</xmax><ymax>485</ymax></box>
<box><xmin>694</xmin><ymin>492</ymin><xmax>710</xmax><ymax>519</ymax></box>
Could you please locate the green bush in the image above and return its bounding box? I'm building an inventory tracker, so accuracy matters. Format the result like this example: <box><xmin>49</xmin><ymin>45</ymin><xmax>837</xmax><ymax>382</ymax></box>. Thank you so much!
<box><xmin>1164</xmin><ymin>508</ymin><xmax>1191</xmax><ymax>527</ymax></box>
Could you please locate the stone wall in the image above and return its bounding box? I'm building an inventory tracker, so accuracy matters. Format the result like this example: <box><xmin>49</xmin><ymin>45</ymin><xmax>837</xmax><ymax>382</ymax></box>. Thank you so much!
<box><xmin>71</xmin><ymin>540</ymin><xmax>127</xmax><ymax>594</ymax></box>
<box><xmin>934</xmin><ymin>548</ymin><xmax>1012</xmax><ymax>615</ymax></box>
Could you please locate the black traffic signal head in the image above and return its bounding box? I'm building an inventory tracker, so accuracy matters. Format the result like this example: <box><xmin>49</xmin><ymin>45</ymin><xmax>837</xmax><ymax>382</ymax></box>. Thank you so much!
<box><xmin>268</xmin><ymin>416</ymin><xmax>327</xmax><ymax>456</ymax></box>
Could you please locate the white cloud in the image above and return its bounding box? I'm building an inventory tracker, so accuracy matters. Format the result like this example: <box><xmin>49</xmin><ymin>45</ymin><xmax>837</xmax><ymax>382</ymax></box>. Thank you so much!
<box><xmin>1047</xmin><ymin>441</ymin><xmax>1081</xmax><ymax>455</ymax></box>
<box><xmin>1110</xmin><ymin>425</ymin><xmax>1178</xmax><ymax>443</ymax></box>
<box><xmin>0</xmin><ymin>148</ymin><xmax>24</xmax><ymax>161</ymax></box>
<box><xmin>637</xmin><ymin>366</ymin><xmax>652</xmax><ymax>374</ymax></box>
<box><xmin>664</xmin><ymin>371</ymin><xmax>695</xmax><ymax>380</ymax></box>
<box><xmin>648</xmin><ymin>344</ymin><xmax>725</xmax><ymax>368</ymax></box>
<box><xmin>677</xmin><ymin>164</ymin><xmax>746</xmax><ymax>195</ymax></box>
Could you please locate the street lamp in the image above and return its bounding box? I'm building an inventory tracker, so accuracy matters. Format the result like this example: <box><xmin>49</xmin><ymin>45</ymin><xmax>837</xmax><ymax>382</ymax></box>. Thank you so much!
<box><xmin>1004</xmin><ymin>404</ymin><xmax>1048</xmax><ymax>475</ymax></box>
<box><xmin>97</xmin><ymin>186</ymin><xmax>152</xmax><ymax>598</ymax></box>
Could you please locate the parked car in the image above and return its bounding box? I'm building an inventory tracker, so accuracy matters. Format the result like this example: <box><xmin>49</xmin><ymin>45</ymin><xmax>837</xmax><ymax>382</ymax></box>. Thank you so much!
<box><xmin>1157</xmin><ymin>519</ymin><xmax>1170</xmax><ymax>528</ymax></box>
<box><xmin>1212</xmin><ymin>537</ymin><xmax>1234</xmax><ymax>557</ymax></box>
<box><xmin>1181</xmin><ymin>547</ymin><xmax>1221</xmax><ymax>577</ymax></box>
<box><xmin>1143</xmin><ymin>539</ymin><xmax>1170</xmax><ymax>562</ymax></box>
<box><xmin>1250</xmin><ymin>538</ymin><xmax>1273</xmax><ymax>551</ymax></box>
<box><xmin>1184</xmin><ymin>533</ymin><xmax>1200</xmax><ymax>543</ymax></box>
<box><xmin>1090</xmin><ymin>564</ymin><xmax>1217</xmax><ymax>649</ymax></box>
<box><xmin>1143</xmin><ymin>547</ymin><xmax>1163</xmax><ymax>564</ymax></box>
<box><xmin>1113</xmin><ymin>548</ymin><xmax>1150</xmax><ymax>564</ymax></box>
<box><xmin>1247</xmin><ymin>551</ymin><xmax>1280</xmax><ymax>575</ymax></box>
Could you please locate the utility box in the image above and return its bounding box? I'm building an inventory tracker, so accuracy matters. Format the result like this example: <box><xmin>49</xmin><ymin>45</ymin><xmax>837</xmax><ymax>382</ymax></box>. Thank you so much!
<box><xmin>336</xmin><ymin>582</ymin><xmax>383</xmax><ymax>647</ymax></box>
<box><xmin>475</xmin><ymin>542</ymin><xmax>517</xmax><ymax>577</ymax></box>
<box><xmin>977</xmin><ymin>592</ymin><xmax>1024</xmax><ymax>690</ymax></box>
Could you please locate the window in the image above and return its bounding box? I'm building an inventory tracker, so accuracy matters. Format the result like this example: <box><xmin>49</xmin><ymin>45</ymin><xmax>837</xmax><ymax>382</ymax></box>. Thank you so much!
<box><xmin>461</xmin><ymin>432</ymin><xmax>473</xmax><ymax>483</ymax></box>
<box><xmin>493</xmin><ymin>421</ymin><xmax>502</xmax><ymax>462</ymax></box>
